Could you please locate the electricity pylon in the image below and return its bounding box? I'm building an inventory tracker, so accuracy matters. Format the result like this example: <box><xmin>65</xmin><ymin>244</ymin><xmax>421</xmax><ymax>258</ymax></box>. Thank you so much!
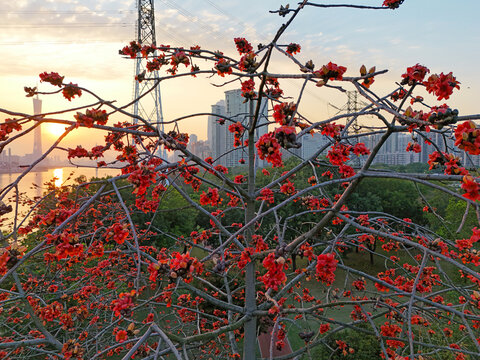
<box><xmin>133</xmin><ymin>0</ymin><xmax>166</xmax><ymax>158</ymax></box>
<box><xmin>335</xmin><ymin>91</ymin><xmax>370</xmax><ymax>166</ymax></box>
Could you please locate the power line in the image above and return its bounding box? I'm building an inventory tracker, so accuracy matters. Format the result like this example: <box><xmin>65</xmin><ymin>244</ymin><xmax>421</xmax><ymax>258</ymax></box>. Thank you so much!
<box><xmin>0</xmin><ymin>10</ymin><xmax>135</xmax><ymax>15</ymax></box>
<box><xmin>0</xmin><ymin>23</ymin><xmax>132</xmax><ymax>28</ymax></box>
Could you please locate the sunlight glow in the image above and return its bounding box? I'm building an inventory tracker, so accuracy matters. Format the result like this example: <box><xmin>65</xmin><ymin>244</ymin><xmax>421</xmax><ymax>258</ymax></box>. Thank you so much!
<box><xmin>45</xmin><ymin>123</ymin><xmax>67</xmax><ymax>137</ymax></box>
<box><xmin>53</xmin><ymin>168</ymin><xmax>63</xmax><ymax>187</ymax></box>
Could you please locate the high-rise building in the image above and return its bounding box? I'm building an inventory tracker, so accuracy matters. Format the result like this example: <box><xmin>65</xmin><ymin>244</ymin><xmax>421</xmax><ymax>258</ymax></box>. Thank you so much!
<box><xmin>33</xmin><ymin>96</ymin><xmax>42</xmax><ymax>157</ymax></box>
<box><xmin>208</xmin><ymin>90</ymin><xmax>268</xmax><ymax>168</ymax></box>
<box><xmin>224</xmin><ymin>89</ymin><xmax>268</xmax><ymax>167</ymax></box>
<box><xmin>208</xmin><ymin>100</ymin><xmax>226</xmax><ymax>164</ymax></box>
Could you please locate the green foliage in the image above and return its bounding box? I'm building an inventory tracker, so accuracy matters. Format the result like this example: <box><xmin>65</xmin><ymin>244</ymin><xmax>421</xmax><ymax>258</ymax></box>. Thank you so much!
<box><xmin>309</xmin><ymin>325</ymin><xmax>380</xmax><ymax>360</ymax></box>
<box><xmin>349</xmin><ymin>178</ymin><xmax>424</xmax><ymax>223</ymax></box>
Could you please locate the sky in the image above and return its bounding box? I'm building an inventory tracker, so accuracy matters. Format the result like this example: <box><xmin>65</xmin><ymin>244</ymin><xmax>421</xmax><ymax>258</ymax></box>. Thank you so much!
<box><xmin>1</xmin><ymin>0</ymin><xmax>479</xmax><ymax>156</ymax></box>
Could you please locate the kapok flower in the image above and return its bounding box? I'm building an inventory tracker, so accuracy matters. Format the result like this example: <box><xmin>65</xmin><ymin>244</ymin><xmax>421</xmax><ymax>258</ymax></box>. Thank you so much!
<box><xmin>424</xmin><ymin>72</ymin><xmax>460</xmax><ymax>101</ymax></box>
<box><xmin>406</xmin><ymin>142</ymin><xmax>421</xmax><ymax>153</ymax></box>
<box><xmin>316</xmin><ymin>253</ymin><xmax>337</xmax><ymax>285</ymax></box>
<box><xmin>383</xmin><ymin>0</ymin><xmax>404</xmax><ymax>9</ymax></box>
<box><xmin>461</xmin><ymin>175</ymin><xmax>480</xmax><ymax>202</ymax></box>
<box><xmin>454</xmin><ymin>121</ymin><xmax>480</xmax><ymax>155</ymax></box>
<box><xmin>115</xmin><ymin>330</ymin><xmax>128</xmax><ymax>343</ymax></box>
<box><xmin>39</xmin><ymin>72</ymin><xmax>64</xmax><ymax>87</ymax></box>
<box><xmin>314</xmin><ymin>62</ymin><xmax>347</xmax><ymax>86</ymax></box>
<box><xmin>62</xmin><ymin>83</ymin><xmax>82</xmax><ymax>101</ymax></box>
<box><xmin>234</xmin><ymin>37</ymin><xmax>253</xmax><ymax>54</ymax></box>
<box><xmin>286</xmin><ymin>43</ymin><xmax>301</xmax><ymax>55</ymax></box>
<box><xmin>256</xmin><ymin>133</ymin><xmax>283</xmax><ymax>167</ymax></box>
<box><xmin>401</xmin><ymin>64</ymin><xmax>429</xmax><ymax>85</ymax></box>
<box><xmin>258</xmin><ymin>253</ymin><xmax>287</xmax><ymax>291</ymax></box>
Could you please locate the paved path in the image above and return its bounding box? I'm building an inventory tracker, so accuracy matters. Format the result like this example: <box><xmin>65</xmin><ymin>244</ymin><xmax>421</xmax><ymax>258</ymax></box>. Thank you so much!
<box><xmin>257</xmin><ymin>326</ymin><xmax>293</xmax><ymax>359</ymax></box>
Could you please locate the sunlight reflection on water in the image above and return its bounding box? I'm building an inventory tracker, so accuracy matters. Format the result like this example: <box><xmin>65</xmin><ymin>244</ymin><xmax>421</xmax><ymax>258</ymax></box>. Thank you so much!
<box><xmin>53</xmin><ymin>168</ymin><xmax>63</xmax><ymax>188</ymax></box>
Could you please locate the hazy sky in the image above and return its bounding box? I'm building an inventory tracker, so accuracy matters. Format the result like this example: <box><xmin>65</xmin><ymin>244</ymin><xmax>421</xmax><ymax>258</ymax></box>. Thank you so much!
<box><xmin>1</xmin><ymin>0</ymin><xmax>479</xmax><ymax>156</ymax></box>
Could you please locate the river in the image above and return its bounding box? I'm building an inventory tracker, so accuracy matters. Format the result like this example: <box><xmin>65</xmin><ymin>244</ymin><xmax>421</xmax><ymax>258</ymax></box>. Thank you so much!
<box><xmin>0</xmin><ymin>166</ymin><xmax>120</xmax><ymax>231</ymax></box>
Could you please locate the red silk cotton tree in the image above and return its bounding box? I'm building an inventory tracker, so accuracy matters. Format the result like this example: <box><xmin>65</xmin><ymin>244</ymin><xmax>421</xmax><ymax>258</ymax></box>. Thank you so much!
<box><xmin>1</xmin><ymin>1</ymin><xmax>480</xmax><ymax>360</ymax></box>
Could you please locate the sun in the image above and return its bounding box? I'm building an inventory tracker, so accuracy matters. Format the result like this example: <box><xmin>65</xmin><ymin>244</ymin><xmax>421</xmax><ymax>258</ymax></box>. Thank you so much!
<box><xmin>45</xmin><ymin>123</ymin><xmax>67</xmax><ymax>137</ymax></box>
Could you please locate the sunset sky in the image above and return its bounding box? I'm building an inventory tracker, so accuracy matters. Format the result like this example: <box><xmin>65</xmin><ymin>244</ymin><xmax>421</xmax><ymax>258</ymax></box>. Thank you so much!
<box><xmin>1</xmin><ymin>0</ymin><xmax>479</xmax><ymax>156</ymax></box>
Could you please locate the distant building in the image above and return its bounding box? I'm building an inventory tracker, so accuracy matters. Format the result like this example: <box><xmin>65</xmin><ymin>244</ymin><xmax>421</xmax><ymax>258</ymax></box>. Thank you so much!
<box><xmin>208</xmin><ymin>100</ymin><xmax>226</xmax><ymax>164</ymax></box>
<box><xmin>33</xmin><ymin>96</ymin><xmax>42</xmax><ymax>157</ymax></box>
<box><xmin>208</xmin><ymin>90</ymin><xmax>268</xmax><ymax>168</ymax></box>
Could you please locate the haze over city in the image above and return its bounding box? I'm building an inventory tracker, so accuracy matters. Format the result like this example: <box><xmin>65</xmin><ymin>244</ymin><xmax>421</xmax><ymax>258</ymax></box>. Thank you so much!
<box><xmin>1</xmin><ymin>0</ymin><xmax>479</xmax><ymax>158</ymax></box>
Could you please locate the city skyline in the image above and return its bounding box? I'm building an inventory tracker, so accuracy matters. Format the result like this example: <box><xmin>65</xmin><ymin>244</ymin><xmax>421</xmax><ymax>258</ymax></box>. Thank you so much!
<box><xmin>1</xmin><ymin>1</ymin><xmax>479</xmax><ymax>159</ymax></box>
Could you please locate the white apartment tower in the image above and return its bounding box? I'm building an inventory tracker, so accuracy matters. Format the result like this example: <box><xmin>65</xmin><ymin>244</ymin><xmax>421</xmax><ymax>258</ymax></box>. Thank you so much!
<box><xmin>208</xmin><ymin>90</ymin><xmax>268</xmax><ymax>168</ymax></box>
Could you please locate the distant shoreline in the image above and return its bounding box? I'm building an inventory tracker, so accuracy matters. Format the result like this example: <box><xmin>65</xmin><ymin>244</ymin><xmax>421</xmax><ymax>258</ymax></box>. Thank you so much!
<box><xmin>0</xmin><ymin>166</ymin><xmax>66</xmax><ymax>175</ymax></box>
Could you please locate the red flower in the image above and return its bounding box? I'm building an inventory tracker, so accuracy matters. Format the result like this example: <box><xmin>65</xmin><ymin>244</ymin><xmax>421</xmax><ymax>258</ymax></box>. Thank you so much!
<box><xmin>380</xmin><ymin>322</ymin><xmax>403</xmax><ymax>349</ymax></box>
<box><xmin>286</xmin><ymin>43</ymin><xmax>301</xmax><ymax>55</ymax></box>
<box><xmin>39</xmin><ymin>71</ymin><xmax>64</xmax><ymax>87</ymax></box>
<box><xmin>424</xmin><ymin>72</ymin><xmax>460</xmax><ymax>101</ymax></box>
<box><xmin>321</xmin><ymin>122</ymin><xmax>344</xmax><ymax>139</ymax></box>
<box><xmin>115</xmin><ymin>330</ymin><xmax>128</xmax><ymax>343</ymax></box>
<box><xmin>234</xmin><ymin>37</ymin><xmax>253</xmax><ymax>54</ymax></box>
<box><xmin>215</xmin><ymin>58</ymin><xmax>233</xmax><ymax>77</ymax></box>
<box><xmin>234</xmin><ymin>175</ymin><xmax>246</xmax><ymax>184</ymax></box>
<box><xmin>258</xmin><ymin>253</ymin><xmax>287</xmax><ymax>291</ymax></box>
<box><xmin>199</xmin><ymin>188</ymin><xmax>222</xmax><ymax>207</ymax></box>
<box><xmin>273</xmin><ymin>102</ymin><xmax>296</xmax><ymax>125</ymax></box>
<box><xmin>241</xmin><ymin>79</ymin><xmax>256</xmax><ymax>100</ymax></box>
<box><xmin>74</xmin><ymin>108</ymin><xmax>108</xmax><ymax>128</ymax></box>
<box><xmin>316</xmin><ymin>253</ymin><xmax>337</xmax><ymax>285</ymax></box>
<box><xmin>111</xmin><ymin>290</ymin><xmax>136</xmax><ymax>317</ymax></box>
<box><xmin>280</xmin><ymin>180</ymin><xmax>296</xmax><ymax>196</ymax></box>
<box><xmin>406</xmin><ymin>142</ymin><xmax>421</xmax><ymax>153</ymax></box>
<box><xmin>319</xmin><ymin>323</ymin><xmax>330</xmax><ymax>334</ymax></box>
<box><xmin>257</xmin><ymin>188</ymin><xmax>275</xmax><ymax>204</ymax></box>
<box><xmin>391</xmin><ymin>88</ymin><xmax>407</xmax><ymax>102</ymax></box>
<box><xmin>326</xmin><ymin>143</ymin><xmax>351</xmax><ymax>166</ymax></box>
<box><xmin>314</xmin><ymin>62</ymin><xmax>347</xmax><ymax>85</ymax></box>
<box><xmin>401</xmin><ymin>64</ymin><xmax>429</xmax><ymax>85</ymax></box>
<box><xmin>352</xmin><ymin>142</ymin><xmax>370</xmax><ymax>156</ymax></box>
<box><xmin>383</xmin><ymin>0</ymin><xmax>404</xmax><ymax>9</ymax></box>
<box><xmin>256</xmin><ymin>132</ymin><xmax>283</xmax><ymax>167</ymax></box>
<box><xmin>461</xmin><ymin>175</ymin><xmax>480</xmax><ymax>201</ymax></box>
<box><xmin>359</xmin><ymin>64</ymin><xmax>376</xmax><ymax>88</ymax></box>
<box><xmin>228</xmin><ymin>121</ymin><xmax>245</xmax><ymax>147</ymax></box>
<box><xmin>238</xmin><ymin>52</ymin><xmax>258</xmax><ymax>73</ymax></box>
<box><xmin>454</xmin><ymin>121</ymin><xmax>480</xmax><ymax>155</ymax></box>
<box><xmin>62</xmin><ymin>83</ymin><xmax>82</xmax><ymax>101</ymax></box>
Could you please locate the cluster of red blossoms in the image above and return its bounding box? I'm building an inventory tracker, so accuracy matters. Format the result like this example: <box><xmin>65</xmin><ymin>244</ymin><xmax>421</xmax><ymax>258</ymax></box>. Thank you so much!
<box><xmin>62</xmin><ymin>83</ymin><xmax>82</xmax><ymax>101</ymax></box>
<box><xmin>314</xmin><ymin>62</ymin><xmax>347</xmax><ymax>86</ymax></box>
<box><xmin>228</xmin><ymin>121</ymin><xmax>245</xmax><ymax>147</ymax></box>
<box><xmin>273</xmin><ymin>102</ymin><xmax>297</xmax><ymax>126</ymax></box>
<box><xmin>315</xmin><ymin>253</ymin><xmax>338</xmax><ymax>285</ymax></box>
<box><xmin>233</xmin><ymin>37</ymin><xmax>253</xmax><ymax>55</ymax></box>
<box><xmin>259</xmin><ymin>253</ymin><xmax>287</xmax><ymax>291</ymax></box>
<box><xmin>0</xmin><ymin>119</ymin><xmax>22</xmax><ymax>141</ymax></box>
<box><xmin>74</xmin><ymin>108</ymin><xmax>108</xmax><ymax>128</ymax></box>
<box><xmin>401</xmin><ymin>64</ymin><xmax>460</xmax><ymax>100</ymax></box>
<box><xmin>39</xmin><ymin>71</ymin><xmax>64</xmax><ymax>87</ymax></box>
<box><xmin>39</xmin><ymin>71</ymin><xmax>81</xmax><ymax>101</ymax></box>
<box><xmin>383</xmin><ymin>0</ymin><xmax>404</xmax><ymax>9</ymax></box>
<box><xmin>424</xmin><ymin>72</ymin><xmax>460</xmax><ymax>101</ymax></box>
<box><xmin>167</xmin><ymin>252</ymin><xmax>203</xmax><ymax>283</ymax></box>
<box><xmin>215</xmin><ymin>58</ymin><xmax>233</xmax><ymax>77</ymax></box>
<box><xmin>286</xmin><ymin>43</ymin><xmax>301</xmax><ymax>55</ymax></box>
<box><xmin>256</xmin><ymin>132</ymin><xmax>283</xmax><ymax>167</ymax></box>
<box><xmin>454</xmin><ymin>120</ymin><xmax>480</xmax><ymax>155</ymax></box>
<box><xmin>240</xmin><ymin>79</ymin><xmax>257</xmax><ymax>101</ymax></box>
<box><xmin>199</xmin><ymin>187</ymin><xmax>222</xmax><ymax>207</ymax></box>
<box><xmin>401</xmin><ymin>63</ymin><xmax>429</xmax><ymax>85</ymax></box>
<box><xmin>111</xmin><ymin>290</ymin><xmax>136</xmax><ymax>317</ymax></box>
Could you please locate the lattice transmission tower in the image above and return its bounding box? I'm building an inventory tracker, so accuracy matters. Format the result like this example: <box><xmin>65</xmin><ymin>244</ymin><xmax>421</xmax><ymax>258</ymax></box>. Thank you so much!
<box><xmin>133</xmin><ymin>0</ymin><xmax>166</xmax><ymax>158</ymax></box>
<box><xmin>334</xmin><ymin>91</ymin><xmax>370</xmax><ymax>166</ymax></box>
